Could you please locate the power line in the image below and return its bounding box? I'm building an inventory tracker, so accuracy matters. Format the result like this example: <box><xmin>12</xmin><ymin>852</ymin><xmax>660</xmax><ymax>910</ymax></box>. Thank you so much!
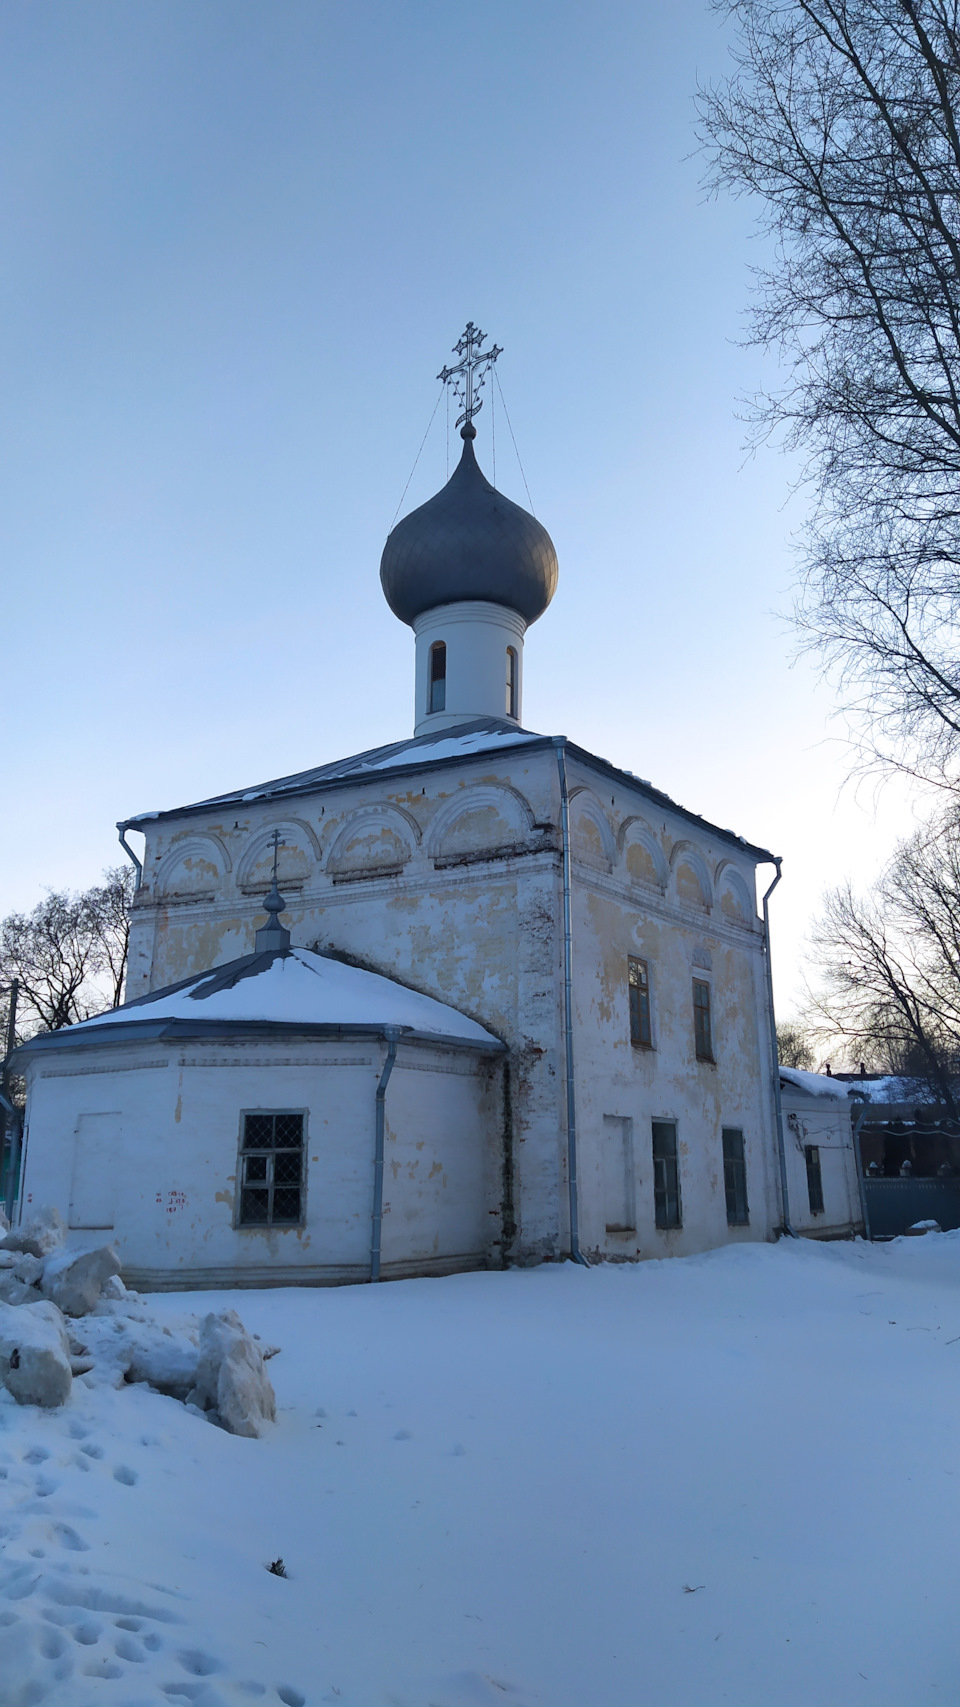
<box><xmin>493</xmin><ymin>369</ymin><xmax>534</xmax><ymax>514</ymax></box>
<box><xmin>389</xmin><ymin>390</ymin><xmax>440</xmax><ymax>529</ymax></box>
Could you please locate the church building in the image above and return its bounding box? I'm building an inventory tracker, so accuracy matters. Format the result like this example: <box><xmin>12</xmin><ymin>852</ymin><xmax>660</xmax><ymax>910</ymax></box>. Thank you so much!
<box><xmin>14</xmin><ymin>327</ymin><xmax>841</xmax><ymax>1289</ymax></box>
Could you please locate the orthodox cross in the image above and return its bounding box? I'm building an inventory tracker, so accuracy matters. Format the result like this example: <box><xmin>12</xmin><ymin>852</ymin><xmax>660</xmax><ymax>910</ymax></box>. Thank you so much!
<box><xmin>438</xmin><ymin>322</ymin><xmax>503</xmax><ymax>430</ymax></box>
<box><xmin>268</xmin><ymin>827</ymin><xmax>285</xmax><ymax>884</ymax></box>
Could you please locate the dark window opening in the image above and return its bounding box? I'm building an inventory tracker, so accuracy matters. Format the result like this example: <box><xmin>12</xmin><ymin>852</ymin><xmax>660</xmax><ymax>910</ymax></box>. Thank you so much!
<box><xmin>429</xmin><ymin>642</ymin><xmax>446</xmax><ymax>714</ymax></box>
<box><xmin>805</xmin><ymin>1144</ymin><xmax>824</xmax><ymax>1216</ymax></box>
<box><xmin>506</xmin><ymin>646</ymin><xmax>518</xmax><ymax>719</ymax></box>
<box><xmin>652</xmin><ymin>1120</ymin><xmax>681</xmax><ymax>1230</ymax></box>
<box><xmin>722</xmin><ymin>1126</ymin><xmax>749</xmax><ymax>1226</ymax></box>
<box><xmin>628</xmin><ymin>956</ymin><xmax>652</xmax><ymax>1048</ymax></box>
<box><xmin>693</xmin><ymin>979</ymin><xmax>714</xmax><ymax>1062</ymax></box>
<box><xmin>239</xmin><ymin>1111</ymin><xmax>304</xmax><ymax>1226</ymax></box>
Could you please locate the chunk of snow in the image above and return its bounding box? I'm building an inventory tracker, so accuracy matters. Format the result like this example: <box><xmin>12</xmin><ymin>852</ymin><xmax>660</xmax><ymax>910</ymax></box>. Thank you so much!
<box><xmin>192</xmin><ymin>1309</ymin><xmax>276</xmax><ymax>1437</ymax></box>
<box><xmin>1</xmin><ymin>1204</ymin><xmax>65</xmax><ymax>1257</ymax></box>
<box><xmin>0</xmin><ymin>1298</ymin><xmax>72</xmax><ymax>1406</ymax></box>
<box><xmin>42</xmin><ymin>1244</ymin><xmax>121</xmax><ymax>1316</ymax></box>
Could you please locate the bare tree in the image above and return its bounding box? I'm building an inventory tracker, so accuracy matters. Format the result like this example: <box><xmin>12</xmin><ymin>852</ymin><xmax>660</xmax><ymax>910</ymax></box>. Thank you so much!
<box><xmin>806</xmin><ymin>806</ymin><xmax>960</xmax><ymax>1103</ymax></box>
<box><xmin>776</xmin><ymin>1019</ymin><xmax>817</xmax><ymax>1067</ymax></box>
<box><xmin>0</xmin><ymin>866</ymin><xmax>135</xmax><ymax>1039</ymax></box>
<box><xmin>700</xmin><ymin>2</ymin><xmax>960</xmax><ymax>786</ymax></box>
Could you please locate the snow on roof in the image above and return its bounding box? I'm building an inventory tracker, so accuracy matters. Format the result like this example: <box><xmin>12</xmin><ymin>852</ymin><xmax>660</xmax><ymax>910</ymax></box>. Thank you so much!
<box><xmin>41</xmin><ymin>947</ymin><xmax>503</xmax><ymax>1051</ymax></box>
<box><xmin>124</xmin><ymin>720</ymin><xmax>540</xmax><ymax>823</ymax></box>
<box><xmin>779</xmin><ymin>1067</ymin><xmax>856</xmax><ymax>1100</ymax></box>
<box><xmin>119</xmin><ymin>720</ymin><xmax>773</xmax><ymax>861</ymax></box>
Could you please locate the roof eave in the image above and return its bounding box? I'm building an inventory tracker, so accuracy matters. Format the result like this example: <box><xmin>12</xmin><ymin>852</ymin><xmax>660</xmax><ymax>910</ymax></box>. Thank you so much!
<box><xmin>119</xmin><ymin>735</ymin><xmax>774</xmax><ymax>864</ymax></box>
<box><xmin>14</xmin><ymin>1018</ymin><xmax>505</xmax><ymax>1059</ymax></box>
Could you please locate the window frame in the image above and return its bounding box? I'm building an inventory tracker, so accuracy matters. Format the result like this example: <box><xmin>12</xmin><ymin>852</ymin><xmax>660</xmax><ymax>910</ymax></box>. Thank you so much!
<box><xmin>506</xmin><ymin>646</ymin><xmax>518</xmax><ymax>719</ymax></box>
<box><xmin>628</xmin><ymin>955</ymin><xmax>653</xmax><ymax>1049</ymax></box>
<box><xmin>651</xmin><ymin>1119</ymin><xmax>682</xmax><ymax>1230</ymax></box>
<box><xmin>693</xmin><ymin>977</ymin><xmax>714</xmax><ymax>1063</ymax></box>
<box><xmin>428</xmin><ymin>641</ymin><xmax>447</xmax><ymax>714</ymax></box>
<box><xmin>722</xmin><ymin>1126</ymin><xmax>749</xmax><ymax>1227</ymax></box>
<box><xmin>805</xmin><ymin>1143</ymin><xmax>825</xmax><ymax>1216</ymax></box>
<box><xmin>235</xmin><ymin>1108</ymin><xmax>308</xmax><ymax>1230</ymax></box>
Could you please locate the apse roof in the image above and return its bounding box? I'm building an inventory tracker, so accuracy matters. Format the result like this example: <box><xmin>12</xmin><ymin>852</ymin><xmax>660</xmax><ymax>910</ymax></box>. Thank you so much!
<box><xmin>120</xmin><ymin>719</ymin><xmax>775</xmax><ymax>863</ymax></box>
<box><xmin>16</xmin><ymin>945</ymin><xmax>504</xmax><ymax>1057</ymax></box>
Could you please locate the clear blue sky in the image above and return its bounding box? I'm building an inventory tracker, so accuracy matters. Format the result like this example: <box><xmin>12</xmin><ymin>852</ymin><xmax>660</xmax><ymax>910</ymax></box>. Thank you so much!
<box><xmin>0</xmin><ymin>0</ymin><xmax>913</xmax><ymax>1016</ymax></box>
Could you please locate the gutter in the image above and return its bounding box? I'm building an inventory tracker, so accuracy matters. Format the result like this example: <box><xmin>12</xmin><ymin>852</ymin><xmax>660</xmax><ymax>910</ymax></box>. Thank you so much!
<box><xmin>117</xmin><ymin>823</ymin><xmax>143</xmax><ymax>891</ymax></box>
<box><xmin>761</xmin><ymin>858</ymin><xmax>796</xmax><ymax>1236</ymax></box>
<box><xmin>370</xmin><ymin>1029</ymin><xmax>399</xmax><ymax>1282</ymax></box>
<box><xmin>554</xmin><ymin>739</ymin><xmax>588</xmax><ymax>1266</ymax></box>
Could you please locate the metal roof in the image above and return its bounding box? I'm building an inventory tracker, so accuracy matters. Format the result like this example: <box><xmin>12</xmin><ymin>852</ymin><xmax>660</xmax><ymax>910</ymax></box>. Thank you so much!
<box><xmin>119</xmin><ymin>721</ymin><xmax>776</xmax><ymax>864</ymax></box>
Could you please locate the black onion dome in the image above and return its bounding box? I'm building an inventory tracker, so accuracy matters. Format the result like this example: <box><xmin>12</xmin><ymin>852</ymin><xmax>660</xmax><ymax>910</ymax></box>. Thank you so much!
<box><xmin>380</xmin><ymin>425</ymin><xmax>559</xmax><ymax>627</ymax></box>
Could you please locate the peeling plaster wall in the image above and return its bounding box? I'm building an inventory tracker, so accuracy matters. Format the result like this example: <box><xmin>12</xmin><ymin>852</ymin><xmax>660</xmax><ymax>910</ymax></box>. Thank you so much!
<box><xmin>122</xmin><ymin>745</ymin><xmax>784</xmax><ymax>1266</ymax></box>
<box><xmin>126</xmin><ymin>751</ymin><xmax>567</xmax><ymax>1265</ymax></box>
<box><xmin>779</xmin><ymin>1089</ymin><xmax>862</xmax><ymax>1237</ymax></box>
<box><xmin>20</xmin><ymin>1037</ymin><xmax>499</xmax><ymax>1289</ymax></box>
<box><xmin>563</xmin><ymin>755</ymin><xmax>783</xmax><ymax>1258</ymax></box>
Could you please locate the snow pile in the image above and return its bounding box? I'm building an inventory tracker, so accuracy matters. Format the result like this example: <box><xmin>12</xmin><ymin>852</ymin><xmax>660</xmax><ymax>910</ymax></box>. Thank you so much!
<box><xmin>5</xmin><ymin>1240</ymin><xmax>960</xmax><ymax>1702</ymax></box>
<box><xmin>0</xmin><ymin>1210</ymin><xmax>276</xmax><ymax>1437</ymax></box>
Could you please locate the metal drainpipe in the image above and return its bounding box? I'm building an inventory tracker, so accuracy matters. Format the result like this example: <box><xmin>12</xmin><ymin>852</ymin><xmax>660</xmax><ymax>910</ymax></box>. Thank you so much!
<box><xmin>370</xmin><ymin>1028</ymin><xmax>399</xmax><ymax>1282</ymax></box>
<box><xmin>761</xmin><ymin>858</ymin><xmax>796</xmax><ymax>1236</ymax></box>
<box><xmin>116</xmin><ymin>822</ymin><xmax>143</xmax><ymax>890</ymax></box>
<box><xmin>1</xmin><ymin>1094</ymin><xmax>21</xmax><ymax>1226</ymax></box>
<box><xmin>850</xmin><ymin>1098</ymin><xmax>872</xmax><ymax>1241</ymax></box>
<box><xmin>553</xmin><ymin>739</ymin><xmax>588</xmax><ymax>1266</ymax></box>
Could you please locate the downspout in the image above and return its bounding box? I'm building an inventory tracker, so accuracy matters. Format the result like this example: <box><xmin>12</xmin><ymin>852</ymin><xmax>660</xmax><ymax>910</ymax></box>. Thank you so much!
<box><xmin>554</xmin><ymin>739</ymin><xmax>588</xmax><ymax>1265</ymax></box>
<box><xmin>116</xmin><ymin>822</ymin><xmax>143</xmax><ymax>891</ymax></box>
<box><xmin>370</xmin><ymin>1028</ymin><xmax>399</xmax><ymax>1282</ymax></box>
<box><xmin>761</xmin><ymin>858</ymin><xmax>797</xmax><ymax>1236</ymax></box>
<box><xmin>1</xmin><ymin>1093</ymin><xmax>22</xmax><ymax>1226</ymax></box>
<box><xmin>850</xmin><ymin>1098</ymin><xmax>872</xmax><ymax>1241</ymax></box>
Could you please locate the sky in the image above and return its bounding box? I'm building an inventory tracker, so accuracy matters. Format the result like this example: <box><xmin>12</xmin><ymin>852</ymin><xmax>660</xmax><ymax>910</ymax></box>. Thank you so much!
<box><xmin>0</xmin><ymin>0</ymin><xmax>917</xmax><ymax>1019</ymax></box>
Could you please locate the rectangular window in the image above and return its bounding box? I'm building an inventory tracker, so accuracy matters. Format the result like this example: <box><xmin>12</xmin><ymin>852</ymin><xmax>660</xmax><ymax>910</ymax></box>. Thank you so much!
<box><xmin>238</xmin><ymin>1111</ymin><xmax>305</xmax><ymax>1226</ymax></box>
<box><xmin>652</xmin><ymin>1120</ymin><xmax>681</xmax><ymax>1230</ymax></box>
<box><xmin>506</xmin><ymin>646</ymin><xmax>518</xmax><ymax>719</ymax></box>
<box><xmin>429</xmin><ymin>642</ymin><xmax>446</xmax><ymax>714</ymax></box>
<box><xmin>693</xmin><ymin>979</ymin><xmax>714</xmax><ymax>1061</ymax></box>
<box><xmin>805</xmin><ymin>1144</ymin><xmax>824</xmax><ymax>1216</ymax></box>
<box><xmin>628</xmin><ymin>956</ymin><xmax>652</xmax><ymax>1047</ymax></box>
<box><xmin>722</xmin><ymin>1127</ymin><xmax>749</xmax><ymax>1226</ymax></box>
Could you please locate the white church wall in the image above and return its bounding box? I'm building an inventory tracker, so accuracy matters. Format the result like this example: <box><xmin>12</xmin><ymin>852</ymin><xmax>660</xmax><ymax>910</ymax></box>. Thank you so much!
<box><xmin>412</xmin><ymin>601</ymin><xmax>526</xmax><ymax>736</ymax></box>
<box><xmin>20</xmin><ymin>1037</ymin><xmax>501</xmax><ymax>1290</ymax></box>
<box><xmin>122</xmin><ymin>742</ymin><xmax>782</xmax><ymax>1270</ymax></box>
<box><xmin>125</xmin><ymin>747</ymin><xmax>570</xmax><ymax>1268</ymax></box>
<box><xmin>561</xmin><ymin>752</ymin><xmax>781</xmax><ymax>1259</ymax></box>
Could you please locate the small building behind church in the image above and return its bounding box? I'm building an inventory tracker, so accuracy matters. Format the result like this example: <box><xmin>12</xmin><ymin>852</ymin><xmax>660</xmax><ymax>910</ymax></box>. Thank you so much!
<box><xmin>13</xmin><ymin>328</ymin><xmax>864</xmax><ymax>1286</ymax></box>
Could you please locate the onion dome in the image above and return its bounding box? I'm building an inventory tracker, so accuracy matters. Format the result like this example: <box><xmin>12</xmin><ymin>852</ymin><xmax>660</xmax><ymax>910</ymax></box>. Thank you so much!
<box><xmin>380</xmin><ymin>424</ymin><xmax>558</xmax><ymax>627</ymax></box>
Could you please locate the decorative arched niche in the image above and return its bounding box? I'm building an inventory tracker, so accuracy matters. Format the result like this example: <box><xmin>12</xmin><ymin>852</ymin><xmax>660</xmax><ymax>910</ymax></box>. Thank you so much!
<box><xmin>619</xmin><ymin>816</ymin><xmax>668</xmax><ymax>891</ymax></box>
<box><xmin>429</xmin><ymin>784</ymin><xmax>534</xmax><ymax>867</ymax></box>
<box><xmin>716</xmin><ymin>861</ymin><xmax>755</xmax><ymax>926</ymax></box>
<box><xmin>326</xmin><ymin>805</ymin><xmax>419</xmax><ymax>883</ymax></box>
<box><xmin>569</xmin><ymin>789</ymin><xmax>616</xmax><ymax>874</ymax></box>
<box><xmin>236</xmin><ymin>820</ymin><xmax>320</xmax><ymax>895</ymax></box>
<box><xmin>155</xmin><ymin>834</ymin><xmax>230</xmax><ymax>902</ymax></box>
<box><xmin>669</xmin><ymin>841</ymin><xmax>713</xmax><ymax>912</ymax></box>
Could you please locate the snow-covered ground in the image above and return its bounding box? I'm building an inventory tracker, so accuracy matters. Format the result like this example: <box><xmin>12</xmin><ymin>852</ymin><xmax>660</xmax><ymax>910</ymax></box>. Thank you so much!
<box><xmin>3</xmin><ymin>1235</ymin><xmax>960</xmax><ymax>1706</ymax></box>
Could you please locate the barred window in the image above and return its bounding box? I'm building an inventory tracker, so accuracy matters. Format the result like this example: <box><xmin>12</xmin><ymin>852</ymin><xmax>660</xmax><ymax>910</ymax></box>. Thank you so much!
<box><xmin>628</xmin><ymin>956</ymin><xmax>652</xmax><ymax>1048</ymax></box>
<box><xmin>652</xmin><ymin>1119</ymin><xmax>681</xmax><ymax>1230</ymax></box>
<box><xmin>238</xmin><ymin>1111</ymin><xmax>305</xmax><ymax>1227</ymax></box>
<box><xmin>693</xmin><ymin>979</ymin><xmax>714</xmax><ymax>1062</ymax></box>
<box><xmin>722</xmin><ymin>1126</ymin><xmax>749</xmax><ymax>1226</ymax></box>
